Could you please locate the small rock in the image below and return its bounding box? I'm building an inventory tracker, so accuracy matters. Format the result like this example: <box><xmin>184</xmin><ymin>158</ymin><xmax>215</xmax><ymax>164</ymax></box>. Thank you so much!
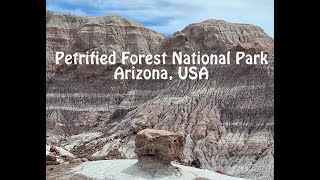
<box><xmin>81</xmin><ymin>158</ymin><xmax>88</xmax><ymax>162</ymax></box>
<box><xmin>46</xmin><ymin>161</ymin><xmax>59</xmax><ymax>165</ymax></box>
<box><xmin>46</xmin><ymin>154</ymin><xmax>59</xmax><ymax>165</ymax></box>
<box><xmin>70</xmin><ymin>158</ymin><xmax>82</xmax><ymax>164</ymax></box>
<box><xmin>193</xmin><ymin>178</ymin><xmax>211</xmax><ymax>180</ymax></box>
<box><xmin>46</xmin><ymin>154</ymin><xmax>56</xmax><ymax>162</ymax></box>
<box><xmin>105</xmin><ymin>149</ymin><xmax>123</xmax><ymax>160</ymax></box>
<box><xmin>49</xmin><ymin>145</ymin><xmax>58</xmax><ymax>154</ymax></box>
<box><xmin>191</xmin><ymin>159</ymin><xmax>201</xmax><ymax>168</ymax></box>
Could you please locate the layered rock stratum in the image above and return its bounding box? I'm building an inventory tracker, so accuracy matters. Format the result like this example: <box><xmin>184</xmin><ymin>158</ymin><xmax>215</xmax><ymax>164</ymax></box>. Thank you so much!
<box><xmin>46</xmin><ymin>11</ymin><xmax>274</xmax><ymax>180</ymax></box>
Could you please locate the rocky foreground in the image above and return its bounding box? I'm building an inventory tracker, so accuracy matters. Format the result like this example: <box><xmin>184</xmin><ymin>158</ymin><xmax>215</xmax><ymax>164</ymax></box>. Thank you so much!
<box><xmin>46</xmin><ymin>11</ymin><xmax>274</xmax><ymax>180</ymax></box>
<box><xmin>47</xmin><ymin>160</ymin><xmax>250</xmax><ymax>180</ymax></box>
<box><xmin>47</xmin><ymin>129</ymin><xmax>248</xmax><ymax>180</ymax></box>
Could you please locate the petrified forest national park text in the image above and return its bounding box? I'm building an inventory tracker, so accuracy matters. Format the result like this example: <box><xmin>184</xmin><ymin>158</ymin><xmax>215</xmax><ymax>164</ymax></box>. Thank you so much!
<box><xmin>55</xmin><ymin>51</ymin><xmax>269</xmax><ymax>65</ymax></box>
<box><xmin>55</xmin><ymin>51</ymin><xmax>269</xmax><ymax>80</ymax></box>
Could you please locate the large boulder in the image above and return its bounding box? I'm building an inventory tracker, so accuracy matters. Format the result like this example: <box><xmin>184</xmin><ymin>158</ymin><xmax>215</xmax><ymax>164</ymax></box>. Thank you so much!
<box><xmin>135</xmin><ymin>129</ymin><xmax>185</xmax><ymax>163</ymax></box>
<box><xmin>126</xmin><ymin>129</ymin><xmax>185</xmax><ymax>177</ymax></box>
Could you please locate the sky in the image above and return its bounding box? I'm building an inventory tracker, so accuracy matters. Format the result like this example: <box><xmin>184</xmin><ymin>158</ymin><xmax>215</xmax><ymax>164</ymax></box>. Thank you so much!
<box><xmin>46</xmin><ymin>0</ymin><xmax>274</xmax><ymax>37</ymax></box>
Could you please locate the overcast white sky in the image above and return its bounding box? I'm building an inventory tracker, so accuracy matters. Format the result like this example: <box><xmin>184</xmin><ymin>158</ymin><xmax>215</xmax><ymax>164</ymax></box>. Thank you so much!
<box><xmin>46</xmin><ymin>0</ymin><xmax>274</xmax><ymax>37</ymax></box>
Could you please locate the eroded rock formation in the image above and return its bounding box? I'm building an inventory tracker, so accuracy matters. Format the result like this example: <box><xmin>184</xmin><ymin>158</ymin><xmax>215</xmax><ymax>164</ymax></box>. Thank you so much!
<box><xmin>131</xmin><ymin>129</ymin><xmax>185</xmax><ymax>177</ymax></box>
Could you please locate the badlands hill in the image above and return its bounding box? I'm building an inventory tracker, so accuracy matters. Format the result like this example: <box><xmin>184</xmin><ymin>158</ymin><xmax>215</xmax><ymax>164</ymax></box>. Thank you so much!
<box><xmin>46</xmin><ymin>11</ymin><xmax>274</xmax><ymax>180</ymax></box>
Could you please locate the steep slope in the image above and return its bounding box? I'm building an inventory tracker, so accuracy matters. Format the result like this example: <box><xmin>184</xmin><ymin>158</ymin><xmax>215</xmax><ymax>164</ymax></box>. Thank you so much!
<box><xmin>46</xmin><ymin>11</ymin><xmax>165</xmax><ymax>137</ymax></box>
<box><xmin>46</xmin><ymin>11</ymin><xmax>164</xmax><ymax>79</ymax></box>
<box><xmin>46</xmin><ymin>12</ymin><xmax>274</xmax><ymax>180</ymax></box>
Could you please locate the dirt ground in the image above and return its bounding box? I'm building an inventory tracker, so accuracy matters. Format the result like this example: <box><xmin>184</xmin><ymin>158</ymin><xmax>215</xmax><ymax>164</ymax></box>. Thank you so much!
<box><xmin>46</xmin><ymin>163</ymin><xmax>92</xmax><ymax>180</ymax></box>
